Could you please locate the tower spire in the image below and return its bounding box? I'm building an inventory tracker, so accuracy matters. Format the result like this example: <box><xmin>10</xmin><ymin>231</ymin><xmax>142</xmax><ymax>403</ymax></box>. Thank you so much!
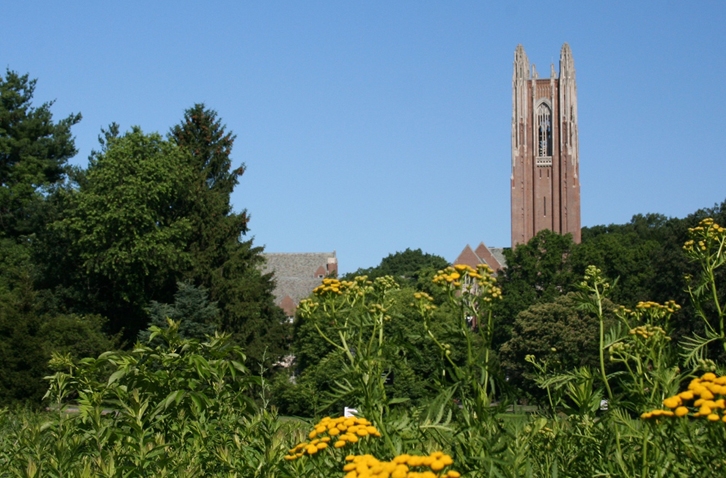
<box><xmin>513</xmin><ymin>44</ymin><xmax>529</xmax><ymax>81</ymax></box>
<box><xmin>559</xmin><ymin>43</ymin><xmax>575</xmax><ymax>80</ymax></box>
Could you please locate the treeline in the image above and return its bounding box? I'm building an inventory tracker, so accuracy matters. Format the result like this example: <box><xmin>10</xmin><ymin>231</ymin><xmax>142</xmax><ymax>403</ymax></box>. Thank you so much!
<box><xmin>276</xmin><ymin>205</ymin><xmax>726</xmax><ymax>414</ymax></box>
<box><xmin>0</xmin><ymin>70</ymin><xmax>288</xmax><ymax>403</ymax></box>
<box><xmin>3</xmin><ymin>67</ymin><xmax>725</xmax><ymax>411</ymax></box>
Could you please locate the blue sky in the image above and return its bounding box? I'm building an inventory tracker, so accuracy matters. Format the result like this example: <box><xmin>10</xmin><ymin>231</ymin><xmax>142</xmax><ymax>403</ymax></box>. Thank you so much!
<box><xmin>3</xmin><ymin>2</ymin><xmax>725</xmax><ymax>273</ymax></box>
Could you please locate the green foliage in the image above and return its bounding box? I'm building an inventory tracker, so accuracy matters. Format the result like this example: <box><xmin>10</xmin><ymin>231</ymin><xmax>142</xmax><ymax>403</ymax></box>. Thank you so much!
<box><xmin>0</xmin><ymin>238</ymin><xmax>113</xmax><ymax>404</ymax></box>
<box><xmin>494</xmin><ymin>230</ymin><xmax>577</xmax><ymax>347</ymax></box>
<box><xmin>344</xmin><ymin>248</ymin><xmax>449</xmax><ymax>288</ymax></box>
<box><xmin>6</xmin><ymin>216</ymin><xmax>726</xmax><ymax>475</ymax></box>
<box><xmin>169</xmin><ymin>104</ymin><xmax>289</xmax><ymax>368</ymax></box>
<box><xmin>574</xmin><ymin>214</ymin><xmax>671</xmax><ymax>306</ymax></box>
<box><xmin>141</xmin><ymin>281</ymin><xmax>219</xmax><ymax>342</ymax></box>
<box><xmin>281</xmin><ymin>283</ymin><xmax>461</xmax><ymax>418</ymax></box>
<box><xmin>501</xmin><ymin>293</ymin><xmax>613</xmax><ymax>401</ymax></box>
<box><xmin>680</xmin><ymin>217</ymin><xmax>726</xmax><ymax>367</ymax></box>
<box><xmin>38</xmin><ymin>108</ymin><xmax>287</xmax><ymax>363</ymax></box>
<box><xmin>0</xmin><ymin>322</ymin><xmax>306</xmax><ymax>476</ymax></box>
<box><xmin>427</xmin><ymin>264</ymin><xmax>504</xmax><ymax>416</ymax></box>
<box><xmin>0</xmin><ymin>70</ymin><xmax>81</xmax><ymax>238</ymax></box>
<box><xmin>44</xmin><ymin>127</ymin><xmax>195</xmax><ymax>337</ymax></box>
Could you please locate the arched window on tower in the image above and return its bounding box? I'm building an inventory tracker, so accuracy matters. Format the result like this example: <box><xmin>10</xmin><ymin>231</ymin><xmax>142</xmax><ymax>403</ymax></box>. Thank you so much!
<box><xmin>537</xmin><ymin>103</ymin><xmax>552</xmax><ymax>157</ymax></box>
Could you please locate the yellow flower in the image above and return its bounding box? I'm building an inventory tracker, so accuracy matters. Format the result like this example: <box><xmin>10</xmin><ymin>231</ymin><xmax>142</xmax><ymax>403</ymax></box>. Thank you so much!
<box><xmin>344</xmin><ymin>452</ymin><xmax>458</xmax><ymax>478</ymax></box>
<box><xmin>662</xmin><ymin>396</ymin><xmax>681</xmax><ymax>409</ymax></box>
<box><xmin>675</xmin><ymin>406</ymin><xmax>689</xmax><ymax>417</ymax></box>
<box><xmin>678</xmin><ymin>390</ymin><xmax>695</xmax><ymax>400</ymax></box>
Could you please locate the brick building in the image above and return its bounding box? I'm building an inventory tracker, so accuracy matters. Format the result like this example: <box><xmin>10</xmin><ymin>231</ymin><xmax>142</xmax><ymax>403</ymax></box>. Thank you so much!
<box><xmin>453</xmin><ymin>242</ymin><xmax>506</xmax><ymax>273</ymax></box>
<box><xmin>511</xmin><ymin>43</ymin><xmax>581</xmax><ymax>247</ymax></box>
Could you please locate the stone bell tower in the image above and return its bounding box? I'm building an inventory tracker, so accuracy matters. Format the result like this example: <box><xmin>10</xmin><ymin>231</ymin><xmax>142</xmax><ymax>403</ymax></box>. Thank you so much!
<box><xmin>511</xmin><ymin>43</ymin><xmax>581</xmax><ymax>247</ymax></box>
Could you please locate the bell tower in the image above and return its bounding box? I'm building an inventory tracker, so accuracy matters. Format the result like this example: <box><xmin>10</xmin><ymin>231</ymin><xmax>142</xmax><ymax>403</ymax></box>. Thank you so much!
<box><xmin>511</xmin><ymin>43</ymin><xmax>581</xmax><ymax>247</ymax></box>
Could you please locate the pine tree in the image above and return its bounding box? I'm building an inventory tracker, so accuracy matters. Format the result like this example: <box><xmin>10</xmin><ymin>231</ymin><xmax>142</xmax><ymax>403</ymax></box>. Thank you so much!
<box><xmin>0</xmin><ymin>70</ymin><xmax>81</xmax><ymax>238</ymax></box>
<box><xmin>141</xmin><ymin>281</ymin><xmax>219</xmax><ymax>342</ymax></box>
<box><xmin>170</xmin><ymin>105</ymin><xmax>289</xmax><ymax>366</ymax></box>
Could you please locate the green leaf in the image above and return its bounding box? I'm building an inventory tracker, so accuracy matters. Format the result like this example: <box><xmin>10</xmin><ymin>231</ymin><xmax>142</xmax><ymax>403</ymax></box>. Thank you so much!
<box><xmin>107</xmin><ymin>369</ymin><xmax>126</xmax><ymax>385</ymax></box>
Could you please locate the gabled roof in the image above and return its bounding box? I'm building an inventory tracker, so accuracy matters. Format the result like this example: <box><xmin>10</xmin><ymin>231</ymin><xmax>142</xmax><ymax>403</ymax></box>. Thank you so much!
<box><xmin>454</xmin><ymin>242</ymin><xmax>506</xmax><ymax>272</ymax></box>
<box><xmin>454</xmin><ymin>244</ymin><xmax>482</xmax><ymax>269</ymax></box>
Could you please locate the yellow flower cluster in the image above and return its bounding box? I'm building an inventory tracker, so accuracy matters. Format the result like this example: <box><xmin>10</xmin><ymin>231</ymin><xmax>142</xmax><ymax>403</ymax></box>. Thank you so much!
<box><xmin>628</xmin><ymin>324</ymin><xmax>668</xmax><ymax>340</ymax></box>
<box><xmin>432</xmin><ymin>264</ymin><xmax>502</xmax><ymax>300</ymax></box>
<box><xmin>684</xmin><ymin>218</ymin><xmax>725</xmax><ymax>252</ymax></box>
<box><xmin>285</xmin><ymin>416</ymin><xmax>381</xmax><ymax>460</ymax></box>
<box><xmin>641</xmin><ymin>373</ymin><xmax>726</xmax><ymax>422</ymax></box>
<box><xmin>432</xmin><ymin>266</ymin><xmax>464</xmax><ymax>287</ymax></box>
<box><xmin>313</xmin><ymin>278</ymin><xmax>355</xmax><ymax>296</ymax></box>
<box><xmin>412</xmin><ymin>292</ymin><xmax>436</xmax><ymax>312</ymax></box>
<box><xmin>635</xmin><ymin>300</ymin><xmax>680</xmax><ymax>314</ymax></box>
<box><xmin>342</xmin><ymin>452</ymin><xmax>460</xmax><ymax>478</ymax></box>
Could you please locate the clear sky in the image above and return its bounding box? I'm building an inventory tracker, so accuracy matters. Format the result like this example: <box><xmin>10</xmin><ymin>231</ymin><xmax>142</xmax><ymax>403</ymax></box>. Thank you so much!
<box><xmin>3</xmin><ymin>2</ymin><xmax>725</xmax><ymax>274</ymax></box>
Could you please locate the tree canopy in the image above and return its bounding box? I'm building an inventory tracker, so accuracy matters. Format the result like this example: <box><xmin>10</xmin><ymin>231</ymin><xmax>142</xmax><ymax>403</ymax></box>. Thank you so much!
<box><xmin>344</xmin><ymin>248</ymin><xmax>449</xmax><ymax>288</ymax></box>
<box><xmin>0</xmin><ymin>70</ymin><xmax>81</xmax><ymax>238</ymax></box>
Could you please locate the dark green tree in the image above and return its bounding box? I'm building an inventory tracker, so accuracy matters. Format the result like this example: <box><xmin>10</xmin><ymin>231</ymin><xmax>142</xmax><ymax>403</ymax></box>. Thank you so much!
<box><xmin>43</xmin><ymin>127</ymin><xmax>195</xmax><ymax>337</ymax></box>
<box><xmin>573</xmin><ymin>214</ymin><xmax>677</xmax><ymax>306</ymax></box>
<box><xmin>0</xmin><ymin>70</ymin><xmax>115</xmax><ymax>404</ymax></box>
<box><xmin>169</xmin><ymin>104</ymin><xmax>248</xmax><ymax>280</ymax></box>
<box><xmin>344</xmin><ymin>248</ymin><xmax>449</xmax><ymax>288</ymax></box>
<box><xmin>169</xmin><ymin>105</ymin><xmax>288</xmax><ymax>366</ymax></box>
<box><xmin>493</xmin><ymin>230</ymin><xmax>577</xmax><ymax>346</ymax></box>
<box><xmin>500</xmin><ymin>293</ymin><xmax>615</xmax><ymax>400</ymax></box>
<box><xmin>0</xmin><ymin>237</ymin><xmax>113</xmax><ymax>404</ymax></box>
<box><xmin>141</xmin><ymin>281</ymin><xmax>219</xmax><ymax>342</ymax></box>
<box><xmin>0</xmin><ymin>70</ymin><xmax>81</xmax><ymax>238</ymax></box>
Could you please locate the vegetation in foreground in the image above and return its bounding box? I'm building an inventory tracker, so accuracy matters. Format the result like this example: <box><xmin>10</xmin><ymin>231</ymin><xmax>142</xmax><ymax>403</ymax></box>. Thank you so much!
<box><xmin>0</xmin><ymin>217</ymin><xmax>724</xmax><ymax>476</ymax></box>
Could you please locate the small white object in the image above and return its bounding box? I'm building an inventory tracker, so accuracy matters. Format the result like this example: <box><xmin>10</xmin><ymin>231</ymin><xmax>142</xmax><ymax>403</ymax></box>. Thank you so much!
<box><xmin>344</xmin><ymin>407</ymin><xmax>358</xmax><ymax>417</ymax></box>
<box><xmin>599</xmin><ymin>399</ymin><xmax>609</xmax><ymax>411</ymax></box>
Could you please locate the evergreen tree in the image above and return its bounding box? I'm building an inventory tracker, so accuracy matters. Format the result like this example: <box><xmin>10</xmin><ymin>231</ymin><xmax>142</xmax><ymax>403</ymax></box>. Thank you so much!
<box><xmin>141</xmin><ymin>281</ymin><xmax>219</xmax><ymax>342</ymax></box>
<box><xmin>169</xmin><ymin>105</ymin><xmax>288</xmax><ymax>366</ymax></box>
<box><xmin>0</xmin><ymin>70</ymin><xmax>81</xmax><ymax>238</ymax></box>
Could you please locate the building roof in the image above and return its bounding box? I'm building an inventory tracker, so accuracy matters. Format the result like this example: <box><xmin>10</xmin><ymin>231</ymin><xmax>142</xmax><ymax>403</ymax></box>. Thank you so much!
<box><xmin>262</xmin><ymin>252</ymin><xmax>337</xmax><ymax>315</ymax></box>
<box><xmin>453</xmin><ymin>242</ymin><xmax>506</xmax><ymax>272</ymax></box>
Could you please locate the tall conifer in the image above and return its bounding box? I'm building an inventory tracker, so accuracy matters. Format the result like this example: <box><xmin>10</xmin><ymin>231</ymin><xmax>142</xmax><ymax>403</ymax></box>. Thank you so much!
<box><xmin>170</xmin><ymin>105</ymin><xmax>288</xmax><ymax>365</ymax></box>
